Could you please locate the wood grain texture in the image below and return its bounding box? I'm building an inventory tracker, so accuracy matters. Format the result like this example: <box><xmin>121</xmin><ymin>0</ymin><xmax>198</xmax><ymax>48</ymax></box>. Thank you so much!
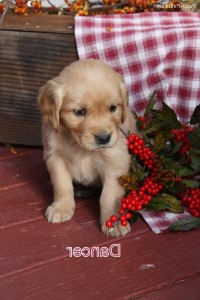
<box><xmin>0</xmin><ymin>12</ymin><xmax>78</xmax><ymax>146</ymax></box>
<box><xmin>0</xmin><ymin>149</ymin><xmax>46</xmax><ymax>187</ymax></box>
<box><xmin>0</xmin><ymin>146</ymin><xmax>200</xmax><ymax>299</ymax></box>
<box><xmin>1</xmin><ymin>10</ymin><xmax>75</xmax><ymax>33</ymax></box>
<box><xmin>140</xmin><ymin>275</ymin><xmax>200</xmax><ymax>300</ymax></box>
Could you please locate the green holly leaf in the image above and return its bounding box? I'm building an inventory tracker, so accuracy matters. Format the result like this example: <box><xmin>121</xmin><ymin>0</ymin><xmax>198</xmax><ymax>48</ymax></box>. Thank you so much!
<box><xmin>154</xmin><ymin>130</ymin><xmax>172</xmax><ymax>152</ymax></box>
<box><xmin>146</xmin><ymin>193</ymin><xmax>183</xmax><ymax>213</ymax></box>
<box><xmin>136</xmin><ymin>117</ymin><xmax>143</xmax><ymax>132</ymax></box>
<box><xmin>189</xmin><ymin>149</ymin><xmax>200</xmax><ymax>174</ymax></box>
<box><xmin>188</xmin><ymin>127</ymin><xmax>200</xmax><ymax>150</ymax></box>
<box><xmin>129</xmin><ymin>156</ymin><xmax>146</xmax><ymax>181</ymax></box>
<box><xmin>181</xmin><ymin>179</ymin><xmax>199</xmax><ymax>188</ymax></box>
<box><xmin>190</xmin><ymin>104</ymin><xmax>200</xmax><ymax>125</ymax></box>
<box><xmin>178</xmin><ymin>167</ymin><xmax>194</xmax><ymax>177</ymax></box>
<box><xmin>161</xmin><ymin>102</ymin><xmax>182</xmax><ymax>129</ymax></box>
<box><xmin>189</xmin><ymin>148</ymin><xmax>200</xmax><ymax>156</ymax></box>
<box><xmin>167</xmin><ymin>182</ymin><xmax>186</xmax><ymax>194</ymax></box>
<box><xmin>190</xmin><ymin>152</ymin><xmax>200</xmax><ymax>174</ymax></box>
<box><xmin>168</xmin><ymin>216</ymin><xmax>200</xmax><ymax>231</ymax></box>
<box><xmin>143</xmin><ymin>120</ymin><xmax>160</xmax><ymax>135</ymax></box>
<box><xmin>160</xmin><ymin>157</ymin><xmax>180</xmax><ymax>174</ymax></box>
<box><xmin>144</xmin><ymin>101</ymin><xmax>182</xmax><ymax>135</ymax></box>
<box><xmin>144</xmin><ymin>91</ymin><xmax>156</xmax><ymax>118</ymax></box>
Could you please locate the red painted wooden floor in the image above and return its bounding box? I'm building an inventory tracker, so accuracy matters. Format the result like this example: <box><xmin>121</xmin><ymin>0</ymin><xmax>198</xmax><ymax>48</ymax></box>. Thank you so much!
<box><xmin>0</xmin><ymin>146</ymin><xmax>200</xmax><ymax>300</ymax></box>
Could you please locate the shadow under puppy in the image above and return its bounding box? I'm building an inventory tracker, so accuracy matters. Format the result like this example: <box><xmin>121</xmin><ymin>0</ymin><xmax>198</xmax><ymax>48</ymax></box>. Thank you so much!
<box><xmin>38</xmin><ymin>59</ymin><xmax>139</xmax><ymax>237</ymax></box>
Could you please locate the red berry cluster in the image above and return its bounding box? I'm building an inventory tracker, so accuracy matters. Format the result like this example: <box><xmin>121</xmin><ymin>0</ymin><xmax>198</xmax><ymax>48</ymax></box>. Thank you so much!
<box><xmin>180</xmin><ymin>188</ymin><xmax>200</xmax><ymax>218</ymax></box>
<box><xmin>138</xmin><ymin>116</ymin><xmax>149</xmax><ymax>130</ymax></box>
<box><xmin>106</xmin><ymin>134</ymin><xmax>163</xmax><ymax>228</ymax></box>
<box><xmin>106</xmin><ymin>212</ymin><xmax>132</xmax><ymax>228</ymax></box>
<box><xmin>172</xmin><ymin>124</ymin><xmax>193</xmax><ymax>155</ymax></box>
<box><xmin>128</xmin><ymin>134</ymin><xmax>158</xmax><ymax>170</ymax></box>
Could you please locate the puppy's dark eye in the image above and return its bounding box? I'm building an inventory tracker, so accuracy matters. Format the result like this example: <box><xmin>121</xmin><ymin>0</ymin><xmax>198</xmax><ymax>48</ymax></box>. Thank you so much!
<box><xmin>109</xmin><ymin>105</ymin><xmax>117</xmax><ymax>113</ymax></box>
<box><xmin>74</xmin><ymin>108</ymin><xmax>87</xmax><ymax>117</ymax></box>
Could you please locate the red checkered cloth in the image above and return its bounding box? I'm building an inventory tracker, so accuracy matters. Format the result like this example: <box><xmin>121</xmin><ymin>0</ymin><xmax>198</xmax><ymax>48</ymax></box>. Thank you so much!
<box><xmin>139</xmin><ymin>209</ymin><xmax>191</xmax><ymax>234</ymax></box>
<box><xmin>75</xmin><ymin>12</ymin><xmax>200</xmax><ymax>233</ymax></box>
<box><xmin>75</xmin><ymin>12</ymin><xmax>200</xmax><ymax>123</ymax></box>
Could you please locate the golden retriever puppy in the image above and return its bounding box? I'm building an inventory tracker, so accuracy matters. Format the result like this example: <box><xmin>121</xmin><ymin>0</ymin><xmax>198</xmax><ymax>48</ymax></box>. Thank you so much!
<box><xmin>38</xmin><ymin>59</ymin><xmax>138</xmax><ymax>237</ymax></box>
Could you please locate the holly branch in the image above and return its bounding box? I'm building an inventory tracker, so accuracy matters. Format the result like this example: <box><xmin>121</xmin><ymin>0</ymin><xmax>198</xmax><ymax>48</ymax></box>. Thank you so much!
<box><xmin>106</xmin><ymin>93</ymin><xmax>200</xmax><ymax>232</ymax></box>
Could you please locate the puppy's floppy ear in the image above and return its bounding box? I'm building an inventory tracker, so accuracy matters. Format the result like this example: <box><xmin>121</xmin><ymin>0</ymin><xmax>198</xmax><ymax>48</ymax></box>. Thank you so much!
<box><xmin>37</xmin><ymin>80</ymin><xmax>63</xmax><ymax>132</ymax></box>
<box><xmin>120</xmin><ymin>82</ymin><xmax>128</xmax><ymax>124</ymax></box>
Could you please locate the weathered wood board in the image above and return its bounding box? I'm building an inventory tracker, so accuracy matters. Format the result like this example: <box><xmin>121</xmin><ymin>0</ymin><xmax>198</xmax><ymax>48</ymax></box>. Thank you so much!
<box><xmin>0</xmin><ymin>12</ymin><xmax>78</xmax><ymax>145</ymax></box>
<box><xmin>0</xmin><ymin>146</ymin><xmax>200</xmax><ymax>299</ymax></box>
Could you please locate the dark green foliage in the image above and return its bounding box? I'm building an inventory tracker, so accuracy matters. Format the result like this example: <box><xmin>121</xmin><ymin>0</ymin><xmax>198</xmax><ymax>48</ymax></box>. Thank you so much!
<box><xmin>169</xmin><ymin>217</ymin><xmax>200</xmax><ymax>231</ymax></box>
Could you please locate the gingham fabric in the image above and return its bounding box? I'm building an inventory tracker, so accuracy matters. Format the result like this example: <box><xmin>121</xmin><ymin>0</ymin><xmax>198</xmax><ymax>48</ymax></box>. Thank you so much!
<box><xmin>139</xmin><ymin>209</ymin><xmax>191</xmax><ymax>234</ymax></box>
<box><xmin>75</xmin><ymin>12</ymin><xmax>200</xmax><ymax>123</ymax></box>
<box><xmin>75</xmin><ymin>12</ymin><xmax>200</xmax><ymax>233</ymax></box>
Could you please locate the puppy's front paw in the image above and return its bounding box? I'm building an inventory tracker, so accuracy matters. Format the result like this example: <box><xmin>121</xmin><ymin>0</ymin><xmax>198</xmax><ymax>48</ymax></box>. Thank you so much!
<box><xmin>45</xmin><ymin>202</ymin><xmax>75</xmax><ymax>223</ymax></box>
<box><xmin>101</xmin><ymin>222</ymin><xmax>131</xmax><ymax>237</ymax></box>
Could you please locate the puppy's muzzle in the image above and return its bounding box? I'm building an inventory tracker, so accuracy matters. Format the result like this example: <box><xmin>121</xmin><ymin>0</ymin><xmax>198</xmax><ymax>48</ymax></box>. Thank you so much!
<box><xmin>95</xmin><ymin>133</ymin><xmax>111</xmax><ymax>145</ymax></box>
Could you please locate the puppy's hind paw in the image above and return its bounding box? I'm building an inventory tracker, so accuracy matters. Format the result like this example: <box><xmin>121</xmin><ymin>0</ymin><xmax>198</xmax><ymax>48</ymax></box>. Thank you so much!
<box><xmin>101</xmin><ymin>222</ymin><xmax>131</xmax><ymax>237</ymax></box>
<box><xmin>45</xmin><ymin>203</ymin><xmax>75</xmax><ymax>223</ymax></box>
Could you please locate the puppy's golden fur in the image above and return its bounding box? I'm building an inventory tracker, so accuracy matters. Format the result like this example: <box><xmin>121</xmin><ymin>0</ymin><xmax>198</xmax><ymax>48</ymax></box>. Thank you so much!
<box><xmin>38</xmin><ymin>59</ymin><xmax>138</xmax><ymax>236</ymax></box>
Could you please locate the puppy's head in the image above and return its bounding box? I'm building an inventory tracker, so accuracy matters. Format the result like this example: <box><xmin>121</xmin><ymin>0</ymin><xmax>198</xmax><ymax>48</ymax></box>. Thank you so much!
<box><xmin>38</xmin><ymin>59</ymin><xmax>128</xmax><ymax>151</ymax></box>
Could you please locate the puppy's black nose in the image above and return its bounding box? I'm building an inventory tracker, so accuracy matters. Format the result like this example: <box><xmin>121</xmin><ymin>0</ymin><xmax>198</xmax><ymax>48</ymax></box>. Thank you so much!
<box><xmin>95</xmin><ymin>133</ymin><xmax>111</xmax><ymax>145</ymax></box>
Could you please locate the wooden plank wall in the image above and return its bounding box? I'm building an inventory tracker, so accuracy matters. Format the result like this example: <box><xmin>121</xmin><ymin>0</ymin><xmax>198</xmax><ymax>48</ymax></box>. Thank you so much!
<box><xmin>0</xmin><ymin>12</ymin><xmax>78</xmax><ymax>146</ymax></box>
